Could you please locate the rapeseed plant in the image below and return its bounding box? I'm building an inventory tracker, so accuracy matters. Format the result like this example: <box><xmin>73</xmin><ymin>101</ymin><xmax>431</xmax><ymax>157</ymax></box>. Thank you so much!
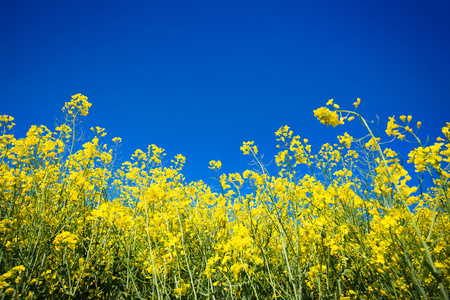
<box><xmin>0</xmin><ymin>95</ymin><xmax>448</xmax><ymax>299</ymax></box>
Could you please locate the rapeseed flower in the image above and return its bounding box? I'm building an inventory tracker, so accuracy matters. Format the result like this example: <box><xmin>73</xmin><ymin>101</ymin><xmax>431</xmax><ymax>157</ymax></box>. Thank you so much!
<box><xmin>0</xmin><ymin>95</ymin><xmax>448</xmax><ymax>299</ymax></box>
<box><xmin>313</xmin><ymin>106</ymin><xmax>344</xmax><ymax>127</ymax></box>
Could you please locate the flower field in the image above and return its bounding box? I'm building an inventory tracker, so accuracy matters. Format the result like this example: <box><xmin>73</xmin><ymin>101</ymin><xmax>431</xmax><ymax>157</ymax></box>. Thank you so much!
<box><xmin>0</xmin><ymin>94</ymin><xmax>449</xmax><ymax>299</ymax></box>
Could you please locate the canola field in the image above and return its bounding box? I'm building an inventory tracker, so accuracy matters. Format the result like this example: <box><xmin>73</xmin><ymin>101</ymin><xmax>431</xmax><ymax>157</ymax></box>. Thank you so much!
<box><xmin>0</xmin><ymin>94</ymin><xmax>449</xmax><ymax>299</ymax></box>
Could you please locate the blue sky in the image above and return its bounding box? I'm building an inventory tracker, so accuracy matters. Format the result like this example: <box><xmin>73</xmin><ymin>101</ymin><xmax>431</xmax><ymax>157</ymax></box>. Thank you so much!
<box><xmin>1</xmin><ymin>0</ymin><xmax>450</xmax><ymax>189</ymax></box>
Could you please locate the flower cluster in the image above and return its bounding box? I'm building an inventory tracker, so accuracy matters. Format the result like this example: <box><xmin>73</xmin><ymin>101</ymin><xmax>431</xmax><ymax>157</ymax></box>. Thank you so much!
<box><xmin>313</xmin><ymin>106</ymin><xmax>344</xmax><ymax>127</ymax></box>
<box><xmin>53</xmin><ymin>231</ymin><xmax>79</xmax><ymax>251</ymax></box>
<box><xmin>63</xmin><ymin>93</ymin><xmax>92</xmax><ymax>117</ymax></box>
<box><xmin>208</xmin><ymin>160</ymin><xmax>222</xmax><ymax>170</ymax></box>
<box><xmin>240</xmin><ymin>141</ymin><xmax>258</xmax><ymax>155</ymax></box>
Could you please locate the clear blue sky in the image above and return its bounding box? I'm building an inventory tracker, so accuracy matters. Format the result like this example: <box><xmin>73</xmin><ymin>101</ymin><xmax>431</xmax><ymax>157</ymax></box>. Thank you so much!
<box><xmin>1</xmin><ymin>0</ymin><xmax>449</xmax><ymax>189</ymax></box>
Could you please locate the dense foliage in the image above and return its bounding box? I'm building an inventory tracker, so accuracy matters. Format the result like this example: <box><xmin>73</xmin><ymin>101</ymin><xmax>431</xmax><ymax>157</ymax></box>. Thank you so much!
<box><xmin>0</xmin><ymin>95</ymin><xmax>449</xmax><ymax>299</ymax></box>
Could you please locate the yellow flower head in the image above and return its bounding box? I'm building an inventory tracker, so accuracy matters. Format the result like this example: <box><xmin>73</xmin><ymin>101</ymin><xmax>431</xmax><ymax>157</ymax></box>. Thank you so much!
<box><xmin>240</xmin><ymin>141</ymin><xmax>258</xmax><ymax>155</ymax></box>
<box><xmin>63</xmin><ymin>94</ymin><xmax>92</xmax><ymax>117</ymax></box>
<box><xmin>0</xmin><ymin>115</ymin><xmax>15</xmax><ymax>131</ymax></box>
<box><xmin>337</xmin><ymin>132</ymin><xmax>353</xmax><ymax>149</ymax></box>
<box><xmin>174</xmin><ymin>280</ymin><xmax>190</xmax><ymax>296</ymax></box>
<box><xmin>386</xmin><ymin>116</ymin><xmax>399</xmax><ymax>136</ymax></box>
<box><xmin>275</xmin><ymin>125</ymin><xmax>293</xmax><ymax>139</ymax></box>
<box><xmin>313</xmin><ymin>107</ymin><xmax>344</xmax><ymax>127</ymax></box>
<box><xmin>208</xmin><ymin>160</ymin><xmax>222</xmax><ymax>170</ymax></box>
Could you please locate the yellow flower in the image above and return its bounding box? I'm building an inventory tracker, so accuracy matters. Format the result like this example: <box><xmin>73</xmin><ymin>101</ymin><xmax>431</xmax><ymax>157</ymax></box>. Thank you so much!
<box><xmin>313</xmin><ymin>107</ymin><xmax>344</xmax><ymax>127</ymax></box>
<box><xmin>5</xmin><ymin>241</ymin><xmax>12</xmax><ymax>250</ymax></box>
<box><xmin>174</xmin><ymin>280</ymin><xmax>190</xmax><ymax>296</ymax></box>
<box><xmin>53</xmin><ymin>231</ymin><xmax>78</xmax><ymax>251</ymax></box>
<box><xmin>386</xmin><ymin>116</ymin><xmax>399</xmax><ymax>136</ymax></box>
<box><xmin>63</xmin><ymin>94</ymin><xmax>92</xmax><ymax>116</ymax></box>
<box><xmin>275</xmin><ymin>125</ymin><xmax>293</xmax><ymax>138</ymax></box>
<box><xmin>337</xmin><ymin>132</ymin><xmax>353</xmax><ymax>149</ymax></box>
<box><xmin>0</xmin><ymin>115</ymin><xmax>15</xmax><ymax>130</ymax></box>
<box><xmin>240</xmin><ymin>141</ymin><xmax>258</xmax><ymax>155</ymax></box>
<box><xmin>12</xmin><ymin>265</ymin><xmax>25</xmax><ymax>273</ymax></box>
<box><xmin>353</xmin><ymin>97</ymin><xmax>361</xmax><ymax>109</ymax></box>
<box><xmin>243</xmin><ymin>170</ymin><xmax>252</xmax><ymax>178</ymax></box>
<box><xmin>208</xmin><ymin>160</ymin><xmax>222</xmax><ymax>170</ymax></box>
